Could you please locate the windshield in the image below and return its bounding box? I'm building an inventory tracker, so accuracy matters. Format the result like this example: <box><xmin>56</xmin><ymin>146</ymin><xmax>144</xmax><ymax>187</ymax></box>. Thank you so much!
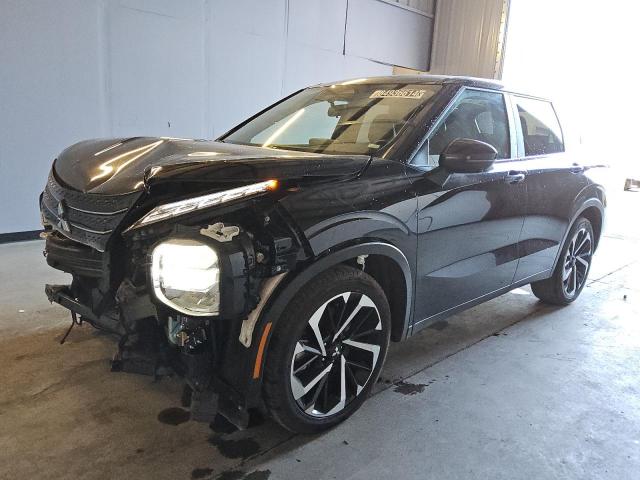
<box><xmin>221</xmin><ymin>82</ymin><xmax>441</xmax><ymax>155</ymax></box>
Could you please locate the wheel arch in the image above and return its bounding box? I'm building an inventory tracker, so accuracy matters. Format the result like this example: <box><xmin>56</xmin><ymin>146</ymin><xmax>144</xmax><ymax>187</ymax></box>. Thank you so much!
<box><xmin>580</xmin><ymin>205</ymin><xmax>603</xmax><ymax>250</ymax></box>
<box><xmin>550</xmin><ymin>197</ymin><xmax>605</xmax><ymax>272</ymax></box>
<box><xmin>353</xmin><ymin>252</ymin><xmax>409</xmax><ymax>342</ymax></box>
<box><xmin>572</xmin><ymin>196</ymin><xmax>605</xmax><ymax>251</ymax></box>
<box><xmin>248</xmin><ymin>241</ymin><xmax>413</xmax><ymax>397</ymax></box>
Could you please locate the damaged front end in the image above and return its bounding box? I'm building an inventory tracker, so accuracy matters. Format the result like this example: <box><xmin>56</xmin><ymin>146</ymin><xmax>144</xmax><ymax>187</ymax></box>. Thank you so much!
<box><xmin>39</xmin><ymin>159</ymin><xmax>323</xmax><ymax>428</ymax></box>
<box><xmin>43</xmin><ymin>205</ymin><xmax>297</xmax><ymax>427</ymax></box>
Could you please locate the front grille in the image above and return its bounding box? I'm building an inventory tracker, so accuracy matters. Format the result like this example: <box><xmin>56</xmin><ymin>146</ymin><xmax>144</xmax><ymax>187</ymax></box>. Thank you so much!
<box><xmin>40</xmin><ymin>171</ymin><xmax>141</xmax><ymax>251</ymax></box>
<box><xmin>45</xmin><ymin>231</ymin><xmax>105</xmax><ymax>278</ymax></box>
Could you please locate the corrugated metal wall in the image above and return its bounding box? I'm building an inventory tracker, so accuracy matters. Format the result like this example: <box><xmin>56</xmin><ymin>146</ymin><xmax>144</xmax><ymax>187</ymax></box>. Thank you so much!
<box><xmin>429</xmin><ymin>0</ymin><xmax>508</xmax><ymax>79</ymax></box>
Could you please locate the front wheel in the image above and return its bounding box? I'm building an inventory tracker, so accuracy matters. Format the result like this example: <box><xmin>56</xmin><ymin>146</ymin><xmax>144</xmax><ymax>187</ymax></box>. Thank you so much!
<box><xmin>531</xmin><ymin>217</ymin><xmax>594</xmax><ymax>305</ymax></box>
<box><xmin>263</xmin><ymin>265</ymin><xmax>391</xmax><ymax>433</ymax></box>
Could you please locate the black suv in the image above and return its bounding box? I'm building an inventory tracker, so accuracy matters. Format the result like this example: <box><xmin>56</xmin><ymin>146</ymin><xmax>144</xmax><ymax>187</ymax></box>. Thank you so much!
<box><xmin>40</xmin><ymin>76</ymin><xmax>606</xmax><ymax>433</ymax></box>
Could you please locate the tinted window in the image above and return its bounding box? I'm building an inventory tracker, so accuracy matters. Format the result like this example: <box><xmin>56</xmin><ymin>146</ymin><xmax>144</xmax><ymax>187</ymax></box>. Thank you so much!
<box><xmin>414</xmin><ymin>89</ymin><xmax>510</xmax><ymax>168</ymax></box>
<box><xmin>514</xmin><ymin>97</ymin><xmax>564</xmax><ymax>156</ymax></box>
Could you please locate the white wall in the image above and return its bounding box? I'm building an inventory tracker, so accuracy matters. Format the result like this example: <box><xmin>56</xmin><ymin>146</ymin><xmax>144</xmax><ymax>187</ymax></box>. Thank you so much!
<box><xmin>1</xmin><ymin>0</ymin><xmax>106</xmax><ymax>233</ymax></box>
<box><xmin>1</xmin><ymin>0</ymin><xmax>502</xmax><ymax>234</ymax></box>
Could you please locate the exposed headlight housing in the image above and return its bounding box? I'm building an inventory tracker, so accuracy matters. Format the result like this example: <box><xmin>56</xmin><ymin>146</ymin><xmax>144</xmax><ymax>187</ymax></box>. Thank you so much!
<box><xmin>151</xmin><ymin>238</ymin><xmax>220</xmax><ymax>316</ymax></box>
<box><xmin>129</xmin><ymin>179</ymin><xmax>278</xmax><ymax>230</ymax></box>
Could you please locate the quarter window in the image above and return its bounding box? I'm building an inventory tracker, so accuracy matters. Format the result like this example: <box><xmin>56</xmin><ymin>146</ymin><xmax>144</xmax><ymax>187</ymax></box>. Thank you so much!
<box><xmin>514</xmin><ymin>97</ymin><xmax>564</xmax><ymax>156</ymax></box>
<box><xmin>414</xmin><ymin>89</ymin><xmax>510</xmax><ymax>168</ymax></box>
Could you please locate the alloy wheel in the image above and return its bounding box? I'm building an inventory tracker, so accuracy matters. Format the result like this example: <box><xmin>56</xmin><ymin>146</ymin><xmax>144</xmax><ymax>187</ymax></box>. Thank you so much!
<box><xmin>562</xmin><ymin>227</ymin><xmax>592</xmax><ymax>297</ymax></box>
<box><xmin>290</xmin><ymin>292</ymin><xmax>383</xmax><ymax>417</ymax></box>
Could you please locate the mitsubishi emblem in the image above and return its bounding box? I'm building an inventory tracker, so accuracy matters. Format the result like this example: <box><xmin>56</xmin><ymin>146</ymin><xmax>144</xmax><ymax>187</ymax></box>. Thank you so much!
<box><xmin>57</xmin><ymin>200</ymin><xmax>71</xmax><ymax>233</ymax></box>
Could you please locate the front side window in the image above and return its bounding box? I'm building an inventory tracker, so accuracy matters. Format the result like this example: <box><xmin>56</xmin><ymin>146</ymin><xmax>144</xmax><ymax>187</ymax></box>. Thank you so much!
<box><xmin>222</xmin><ymin>82</ymin><xmax>441</xmax><ymax>155</ymax></box>
<box><xmin>413</xmin><ymin>89</ymin><xmax>510</xmax><ymax>168</ymax></box>
<box><xmin>514</xmin><ymin>96</ymin><xmax>564</xmax><ymax>156</ymax></box>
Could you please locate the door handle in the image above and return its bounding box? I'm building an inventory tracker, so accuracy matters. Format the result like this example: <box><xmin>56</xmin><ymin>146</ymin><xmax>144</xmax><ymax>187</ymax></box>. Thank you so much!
<box><xmin>504</xmin><ymin>171</ymin><xmax>526</xmax><ymax>184</ymax></box>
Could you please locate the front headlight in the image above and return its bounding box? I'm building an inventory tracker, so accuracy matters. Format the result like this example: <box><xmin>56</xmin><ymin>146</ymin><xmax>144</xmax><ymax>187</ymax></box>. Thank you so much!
<box><xmin>128</xmin><ymin>179</ymin><xmax>278</xmax><ymax>230</ymax></box>
<box><xmin>151</xmin><ymin>238</ymin><xmax>220</xmax><ymax>316</ymax></box>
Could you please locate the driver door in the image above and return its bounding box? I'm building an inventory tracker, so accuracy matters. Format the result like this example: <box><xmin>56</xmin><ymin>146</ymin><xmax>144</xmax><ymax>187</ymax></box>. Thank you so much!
<box><xmin>409</xmin><ymin>88</ymin><xmax>528</xmax><ymax>329</ymax></box>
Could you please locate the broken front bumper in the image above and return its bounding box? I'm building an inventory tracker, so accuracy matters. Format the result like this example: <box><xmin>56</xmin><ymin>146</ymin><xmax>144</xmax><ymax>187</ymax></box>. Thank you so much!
<box><xmin>45</xmin><ymin>284</ymin><xmax>125</xmax><ymax>335</ymax></box>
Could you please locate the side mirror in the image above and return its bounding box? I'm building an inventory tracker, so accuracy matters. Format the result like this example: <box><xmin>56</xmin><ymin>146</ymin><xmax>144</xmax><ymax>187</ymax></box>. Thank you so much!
<box><xmin>439</xmin><ymin>138</ymin><xmax>497</xmax><ymax>173</ymax></box>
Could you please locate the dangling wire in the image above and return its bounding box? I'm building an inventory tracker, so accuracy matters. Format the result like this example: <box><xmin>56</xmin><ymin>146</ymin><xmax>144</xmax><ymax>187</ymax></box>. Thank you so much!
<box><xmin>60</xmin><ymin>311</ymin><xmax>83</xmax><ymax>344</ymax></box>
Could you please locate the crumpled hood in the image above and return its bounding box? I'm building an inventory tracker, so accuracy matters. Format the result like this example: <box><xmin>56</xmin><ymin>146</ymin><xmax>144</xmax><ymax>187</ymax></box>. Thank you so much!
<box><xmin>53</xmin><ymin>137</ymin><xmax>371</xmax><ymax>195</ymax></box>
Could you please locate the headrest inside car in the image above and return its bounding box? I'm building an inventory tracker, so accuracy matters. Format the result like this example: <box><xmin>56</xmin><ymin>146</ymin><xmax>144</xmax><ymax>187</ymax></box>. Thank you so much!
<box><xmin>368</xmin><ymin>115</ymin><xmax>397</xmax><ymax>145</ymax></box>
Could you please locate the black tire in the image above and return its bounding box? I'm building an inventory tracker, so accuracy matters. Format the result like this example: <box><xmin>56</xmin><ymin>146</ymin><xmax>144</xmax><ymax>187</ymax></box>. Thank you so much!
<box><xmin>263</xmin><ymin>265</ymin><xmax>391</xmax><ymax>433</ymax></box>
<box><xmin>530</xmin><ymin>217</ymin><xmax>594</xmax><ymax>305</ymax></box>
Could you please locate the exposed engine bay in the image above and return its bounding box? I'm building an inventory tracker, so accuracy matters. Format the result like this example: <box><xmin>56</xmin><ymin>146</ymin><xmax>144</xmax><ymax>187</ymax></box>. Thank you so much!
<box><xmin>42</xmin><ymin>160</ymin><xmax>309</xmax><ymax>427</ymax></box>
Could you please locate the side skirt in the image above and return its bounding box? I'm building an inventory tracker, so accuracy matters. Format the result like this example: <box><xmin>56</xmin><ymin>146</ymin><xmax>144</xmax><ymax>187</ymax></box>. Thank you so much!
<box><xmin>410</xmin><ymin>269</ymin><xmax>551</xmax><ymax>336</ymax></box>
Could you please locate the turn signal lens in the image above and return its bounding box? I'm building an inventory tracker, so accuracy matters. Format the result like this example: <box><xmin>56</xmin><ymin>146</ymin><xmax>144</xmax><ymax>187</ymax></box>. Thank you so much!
<box><xmin>129</xmin><ymin>180</ymin><xmax>279</xmax><ymax>230</ymax></box>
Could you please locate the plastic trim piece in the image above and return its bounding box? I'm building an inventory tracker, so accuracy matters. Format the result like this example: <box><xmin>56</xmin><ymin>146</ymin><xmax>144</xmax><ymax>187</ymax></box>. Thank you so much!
<box><xmin>240</xmin><ymin>273</ymin><xmax>287</xmax><ymax>347</ymax></box>
<box><xmin>252</xmin><ymin>242</ymin><xmax>412</xmax><ymax>370</ymax></box>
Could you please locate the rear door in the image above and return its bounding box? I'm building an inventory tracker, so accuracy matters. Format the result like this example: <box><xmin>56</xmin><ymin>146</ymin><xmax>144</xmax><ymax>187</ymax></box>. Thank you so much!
<box><xmin>409</xmin><ymin>88</ymin><xmax>527</xmax><ymax>328</ymax></box>
<box><xmin>508</xmin><ymin>95</ymin><xmax>589</xmax><ymax>282</ymax></box>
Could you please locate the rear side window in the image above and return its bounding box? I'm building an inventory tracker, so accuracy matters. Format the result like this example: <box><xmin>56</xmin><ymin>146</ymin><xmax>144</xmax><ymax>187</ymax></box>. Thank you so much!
<box><xmin>514</xmin><ymin>97</ymin><xmax>564</xmax><ymax>156</ymax></box>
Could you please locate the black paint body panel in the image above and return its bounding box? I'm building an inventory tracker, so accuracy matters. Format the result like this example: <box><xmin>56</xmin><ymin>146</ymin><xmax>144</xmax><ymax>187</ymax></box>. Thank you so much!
<box><xmin>54</xmin><ymin>137</ymin><xmax>370</xmax><ymax>194</ymax></box>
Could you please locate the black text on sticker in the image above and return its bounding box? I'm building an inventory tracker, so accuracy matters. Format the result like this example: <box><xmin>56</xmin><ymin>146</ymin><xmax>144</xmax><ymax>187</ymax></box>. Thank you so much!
<box><xmin>370</xmin><ymin>89</ymin><xmax>426</xmax><ymax>99</ymax></box>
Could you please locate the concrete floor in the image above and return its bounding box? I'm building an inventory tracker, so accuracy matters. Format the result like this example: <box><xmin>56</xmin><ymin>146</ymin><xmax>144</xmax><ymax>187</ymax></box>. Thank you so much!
<box><xmin>1</xmin><ymin>189</ymin><xmax>639</xmax><ymax>480</ymax></box>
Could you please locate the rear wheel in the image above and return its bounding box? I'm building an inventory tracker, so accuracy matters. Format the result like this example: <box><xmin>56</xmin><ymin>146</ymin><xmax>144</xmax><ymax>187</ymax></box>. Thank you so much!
<box><xmin>263</xmin><ymin>265</ymin><xmax>391</xmax><ymax>433</ymax></box>
<box><xmin>531</xmin><ymin>217</ymin><xmax>594</xmax><ymax>305</ymax></box>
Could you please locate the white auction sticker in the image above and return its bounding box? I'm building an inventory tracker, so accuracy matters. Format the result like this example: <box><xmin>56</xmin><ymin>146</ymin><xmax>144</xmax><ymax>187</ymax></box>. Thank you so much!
<box><xmin>370</xmin><ymin>89</ymin><xmax>426</xmax><ymax>99</ymax></box>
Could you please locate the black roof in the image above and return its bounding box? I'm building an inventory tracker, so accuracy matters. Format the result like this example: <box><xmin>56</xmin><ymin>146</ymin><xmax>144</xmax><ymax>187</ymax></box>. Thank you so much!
<box><xmin>318</xmin><ymin>74</ymin><xmax>505</xmax><ymax>91</ymax></box>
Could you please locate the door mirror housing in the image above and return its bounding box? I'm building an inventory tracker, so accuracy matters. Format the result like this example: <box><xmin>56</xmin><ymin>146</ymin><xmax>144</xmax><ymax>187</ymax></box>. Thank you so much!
<box><xmin>439</xmin><ymin>138</ymin><xmax>497</xmax><ymax>173</ymax></box>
